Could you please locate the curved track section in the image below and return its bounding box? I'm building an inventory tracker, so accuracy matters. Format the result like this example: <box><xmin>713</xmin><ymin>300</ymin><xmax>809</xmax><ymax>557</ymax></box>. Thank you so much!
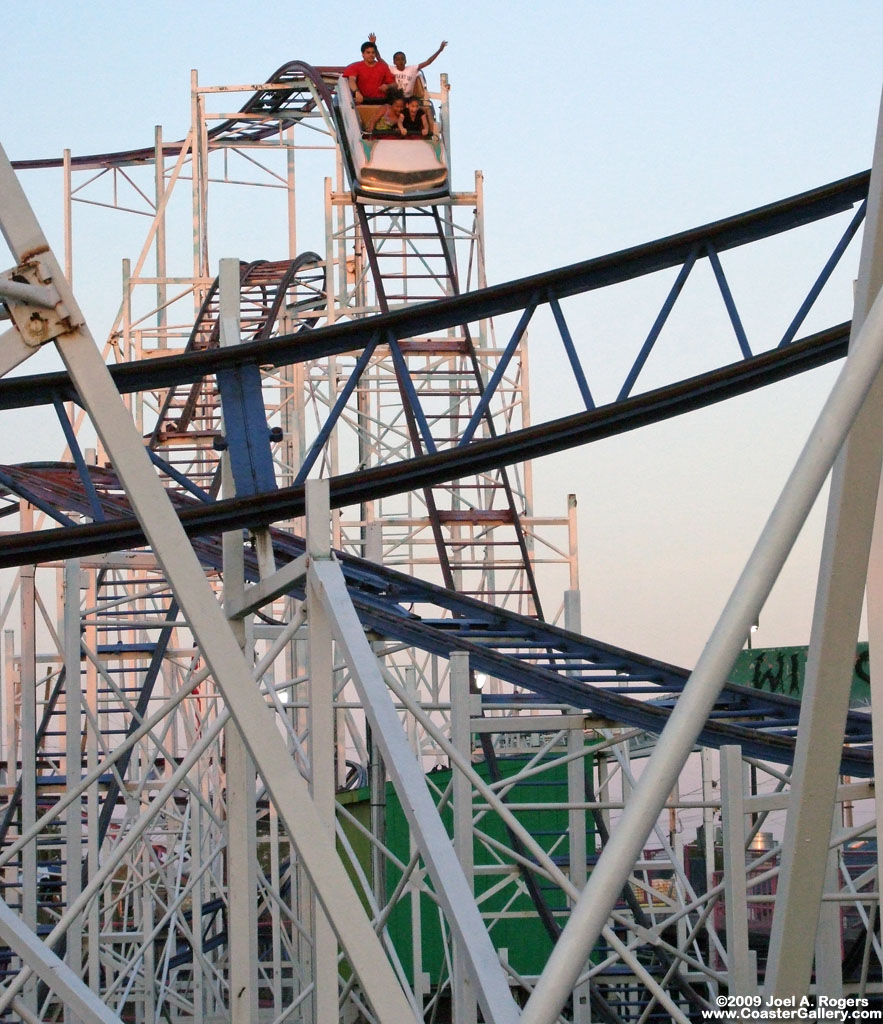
<box><xmin>147</xmin><ymin>253</ymin><xmax>324</xmax><ymax>495</ymax></box>
<box><xmin>0</xmin><ymin>462</ymin><xmax>871</xmax><ymax>776</ymax></box>
<box><xmin>0</xmin><ymin>320</ymin><xmax>851</xmax><ymax>564</ymax></box>
<box><xmin>0</xmin><ymin>65</ymin><xmax>876</xmax><ymax>1021</ymax></box>
<box><xmin>151</xmin><ymin>255</ymin><xmax>323</xmax><ymax>440</ymax></box>
<box><xmin>9</xmin><ymin>61</ymin><xmax>342</xmax><ymax>172</ymax></box>
<box><xmin>0</xmin><ymin>171</ymin><xmax>866</xmax><ymax>413</ymax></box>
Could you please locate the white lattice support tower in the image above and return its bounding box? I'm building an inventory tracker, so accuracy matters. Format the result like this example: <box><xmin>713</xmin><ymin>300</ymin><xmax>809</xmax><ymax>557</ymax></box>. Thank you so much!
<box><xmin>0</xmin><ymin>140</ymin><xmax>420</xmax><ymax>1023</ymax></box>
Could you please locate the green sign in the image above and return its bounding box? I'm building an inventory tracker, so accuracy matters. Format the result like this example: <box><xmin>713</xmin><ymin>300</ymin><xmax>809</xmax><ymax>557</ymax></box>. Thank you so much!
<box><xmin>730</xmin><ymin>643</ymin><xmax>870</xmax><ymax>706</ymax></box>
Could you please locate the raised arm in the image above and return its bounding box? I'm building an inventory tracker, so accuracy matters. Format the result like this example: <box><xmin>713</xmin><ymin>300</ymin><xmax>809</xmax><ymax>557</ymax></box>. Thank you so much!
<box><xmin>418</xmin><ymin>40</ymin><xmax>447</xmax><ymax>71</ymax></box>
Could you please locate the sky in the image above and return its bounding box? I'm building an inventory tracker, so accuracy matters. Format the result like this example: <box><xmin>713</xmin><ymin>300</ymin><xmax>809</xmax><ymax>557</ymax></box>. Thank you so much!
<box><xmin>1</xmin><ymin>0</ymin><xmax>883</xmax><ymax>668</ymax></box>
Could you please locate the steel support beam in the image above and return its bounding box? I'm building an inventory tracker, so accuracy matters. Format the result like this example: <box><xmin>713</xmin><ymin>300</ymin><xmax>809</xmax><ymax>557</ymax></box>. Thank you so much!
<box><xmin>520</xmin><ymin>250</ymin><xmax>883</xmax><ymax>1024</ymax></box>
<box><xmin>305</xmin><ymin>479</ymin><xmax>340</xmax><ymax>1023</ymax></box>
<box><xmin>308</xmin><ymin>552</ymin><xmax>522</xmax><ymax>1024</ymax></box>
<box><xmin>450</xmin><ymin>651</ymin><xmax>478</xmax><ymax>1024</ymax></box>
<box><xmin>765</xmin><ymin>86</ymin><xmax>883</xmax><ymax>999</ymax></box>
<box><xmin>63</xmin><ymin>559</ymin><xmax>83</xmax><ymax>1024</ymax></box>
<box><xmin>720</xmin><ymin>746</ymin><xmax>754</xmax><ymax>995</ymax></box>
<box><xmin>0</xmin><ymin>896</ymin><xmax>123</xmax><ymax>1024</ymax></box>
<box><xmin>220</xmin><ymin>257</ymin><xmax>260</xmax><ymax>1024</ymax></box>
<box><xmin>0</xmin><ymin>142</ymin><xmax>418</xmax><ymax>1024</ymax></box>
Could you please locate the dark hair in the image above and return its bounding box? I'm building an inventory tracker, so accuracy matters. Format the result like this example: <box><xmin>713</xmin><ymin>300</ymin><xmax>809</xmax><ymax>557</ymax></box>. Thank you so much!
<box><xmin>386</xmin><ymin>87</ymin><xmax>405</xmax><ymax>103</ymax></box>
<box><xmin>405</xmin><ymin>95</ymin><xmax>421</xmax><ymax>105</ymax></box>
<box><xmin>361</xmin><ymin>41</ymin><xmax>376</xmax><ymax>53</ymax></box>
<box><xmin>393</xmin><ymin>51</ymin><xmax>406</xmax><ymax>61</ymax></box>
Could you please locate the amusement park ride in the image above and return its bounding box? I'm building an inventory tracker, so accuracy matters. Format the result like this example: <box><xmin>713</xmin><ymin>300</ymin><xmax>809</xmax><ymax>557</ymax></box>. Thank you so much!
<box><xmin>0</xmin><ymin>57</ymin><xmax>881</xmax><ymax>1024</ymax></box>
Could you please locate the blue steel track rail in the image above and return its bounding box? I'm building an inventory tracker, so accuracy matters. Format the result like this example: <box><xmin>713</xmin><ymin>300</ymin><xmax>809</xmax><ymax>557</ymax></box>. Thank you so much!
<box><xmin>0</xmin><ymin>319</ymin><xmax>852</xmax><ymax>567</ymax></box>
<box><xmin>0</xmin><ymin>68</ymin><xmax>872</xmax><ymax>772</ymax></box>
<box><xmin>0</xmin><ymin>171</ymin><xmax>866</xmax><ymax>412</ymax></box>
<box><xmin>0</xmin><ymin>464</ymin><xmax>872</xmax><ymax>776</ymax></box>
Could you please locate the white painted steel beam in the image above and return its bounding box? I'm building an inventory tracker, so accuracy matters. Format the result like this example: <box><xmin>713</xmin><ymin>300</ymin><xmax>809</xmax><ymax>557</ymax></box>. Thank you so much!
<box><xmin>305</xmin><ymin>480</ymin><xmax>341</xmax><ymax>1023</ymax></box>
<box><xmin>0</xmin><ymin>896</ymin><xmax>123</xmax><ymax>1024</ymax></box>
<box><xmin>0</xmin><ymin>142</ymin><xmax>418</xmax><ymax>1024</ymax></box>
<box><xmin>63</xmin><ymin>559</ymin><xmax>83</xmax><ymax>1024</ymax></box>
<box><xmin>765</xmin><ymin>87</ymin><xmax>883</xmax><ymax>999</ymax></box>
<box><xmin>219</xmin><ymin>259</ymin><xmax>260</xmax><ymax>1023</ymax></box>
<box><xmin>225</xmin><ymin>552</ymin><xmax>308</xmax><ymax>619</ymax></box>
<box><xmin>308</xmin><ymin>555</ymin><xmax>522</xmax><ymax>1024</ymax></box>
<box><xmin>450</xmin><ymin>651</ymin><xmax>478</xmax><ymax>1024</ymax></box>
<box><xmin>720</xmin><ymin>746</ymin><xmax>754</xmax><ymax>995</ymax></box>
<box><xmin>858</xmin><ymin>84</ymin><xmax>883</xmax><ymax>1003</ymax></box>
<box><xmin>0</xmin><ymin>276</ymin><xmax>58</xmax><ymax>308</ymax></box>
<box><xmin>520</xmin><ymin>275</ymin><xmax>883</xmax><ymax>1024</ymax></box>
<box><xmin>0</xmin><ymin>324</ymin><xmax>39</xmax><ymax>379</ymax></box>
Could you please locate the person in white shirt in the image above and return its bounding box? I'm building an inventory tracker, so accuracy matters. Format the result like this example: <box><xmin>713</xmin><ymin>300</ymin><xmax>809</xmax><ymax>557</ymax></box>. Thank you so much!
<box><xmin>367</xmin><ymin>35</ymin><xmax>447</xmax><ymax>97</ymax></box>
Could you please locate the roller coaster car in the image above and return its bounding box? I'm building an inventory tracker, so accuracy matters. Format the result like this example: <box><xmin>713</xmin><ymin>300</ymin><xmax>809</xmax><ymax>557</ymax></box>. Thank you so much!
<box><xmin>335</xmin><ymin>78</ymin><xmax>449</xmax><ymax>202</ymax></box>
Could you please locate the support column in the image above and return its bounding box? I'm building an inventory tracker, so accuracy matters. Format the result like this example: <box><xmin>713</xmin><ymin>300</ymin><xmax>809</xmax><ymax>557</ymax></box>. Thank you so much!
<box><xmin>223</xmin><ymin>507</ymin><xmax>259</xmax><ymax>1021</ymax></box>
<box><xmin>813</xmin><ymin>808</ymin><xmax>844</xmax><ymax>998</ymax></box>
<box><xmin>701</xmin><ymin>747</ymin><xmax>720</xmax><ymax>998</ymax></box>
<box><xmin>450</xmin><ymin>652</ymin><xmax>478</xmax><ymax>1024</ymax></box>
<box><xmin>154</xmin><ymin>126</ymin><xmax>167</xmax><ymax>348</ymax></box>
<box><xmin>1</xmin><ymin>628</ymin><xmax>10</xmax><ymax>786</ymax></box>
<box><xmin>63</xmin><ymin>559</ymin><xmax>83</xmax><ymax>1024</ymax></box>
<box><xmin>219</xmin><ymin>257</ymin><xmax>261</xmax><ymax>1022</ymax></box>
<box><xmin>84</xmin><ymin>572</ymin><xmax>100</xmax><ymax>994</ymax></box>
<box><xmin>565</xmin><ymin>589</ymin><xmax>591</xmax><ymax>1024</ymax></box>
<box><xmin>405</xmin><ymin>667</ymin><xmax>427</xmax><ymax>1015</ymax></box>
<box><xmin>720</xmin><ymin>746</ymin><xmax>754</xmax><ymax>995</ymax></box>
<box><xmin>306</xmin><ymin>478</ymin><xmax>339</xmax><ymax>1024</ymax></box>
<box><xmin>766</xmin><ymin>86</ymin><xmax>883</xmax><ymax>999</ymax></box>
<box><xmin>20</xmin><ymin>562</ymin><xmax>37</xmax><ymax>1016</ymax></box>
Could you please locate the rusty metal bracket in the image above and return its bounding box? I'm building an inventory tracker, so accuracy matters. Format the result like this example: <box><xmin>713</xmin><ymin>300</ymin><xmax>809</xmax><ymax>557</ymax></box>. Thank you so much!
<box><xmin>0</xmin><ymin>258</ymin><xmax>82</xmax><ymax>348</ymax></box>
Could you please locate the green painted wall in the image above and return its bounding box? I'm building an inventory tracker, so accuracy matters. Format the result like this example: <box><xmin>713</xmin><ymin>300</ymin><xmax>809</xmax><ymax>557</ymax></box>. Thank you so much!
<box><xmin>339</xmin><ymin>753</ymin><xmax>594</xmax><ymax>985</ymax></box>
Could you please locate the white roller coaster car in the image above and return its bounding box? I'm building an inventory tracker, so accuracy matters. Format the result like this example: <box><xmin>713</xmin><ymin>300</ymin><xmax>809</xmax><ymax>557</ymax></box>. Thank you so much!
<box><xmin>335</xmin><ymin>78</ymin><xmax>449</xmax><ymax>201</ymax></box>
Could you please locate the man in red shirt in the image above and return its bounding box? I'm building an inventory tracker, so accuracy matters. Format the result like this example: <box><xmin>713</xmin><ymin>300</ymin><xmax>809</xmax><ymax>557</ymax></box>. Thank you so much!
<box><xmin>342</xmin><ymin>42</ymin><xmax>395</xmax><ymax>104</ymax></box>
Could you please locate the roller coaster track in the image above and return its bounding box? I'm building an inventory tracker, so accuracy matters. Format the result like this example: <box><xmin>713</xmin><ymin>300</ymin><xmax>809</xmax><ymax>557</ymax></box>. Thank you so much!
<box><xmin>352</xmin><ymin>199</ymin><xmax>545</xmax><ymax>610</ymax></box>
<box><xmin>0</xmin><ymin>65</ymin><xmax>877</xmax><ymax>1021</ymax></box>
<box><xmin>149</xmin><ymin>254</ymin><xmax>324</xmax><ymax>447</ymax></box>
<box><xmin>0</xmin><ymin>318</ymin><xmax>852</xmax><ymax>563</ymax></box>
<box><xmin>0</xmin><ymin>126</ymin><xmax>869</xmax><ymax>777</ymax></box>
<box><xmin>0</xmin><ymin>171</ymin><xmax>865</xmax><ymax>418</ymax></box>
<box><xmin>0</xmin><ymin>461</ymin><xmax>871</xmax><ymax>776</ymax></box>
<box><xmin>9</xmin><ymin>61</ymin><xmax>344</xmax><ymax>171</ymax></box>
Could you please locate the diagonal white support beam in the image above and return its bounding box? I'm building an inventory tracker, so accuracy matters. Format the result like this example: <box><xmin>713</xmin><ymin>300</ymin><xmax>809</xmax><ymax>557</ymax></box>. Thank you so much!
<box><xmin>0</xmin><ymin>141</ymin><xmax>418</xmax><ymax>1024</ymax></box>
<box><xmin>0</xmin><ymin>895</ymin><xmax>123</xmax><ymax>1024</ymax></box>
<box><xmin>519</xmin><ymin>282</ymin><xmax>883</xmax><ymax>1023</ymax></box>
<box><xmin>309</xmin><ymin>555</ymin><xmax>522</xmax><ymax>1024</ymax></box>
<box><xmin>0</xmin><ymin>323</ymin><xmax>39</xmax><ymax>377</ymax></box>
<box><xmin>857</xmin><ymin>85</ymin><xmax>883</xmax><ymax>1001</ymax></box>
<box><xmin>764</xmin><ymin>86</ymin><xmax>883</xmax><ymax>999</ymax></box>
